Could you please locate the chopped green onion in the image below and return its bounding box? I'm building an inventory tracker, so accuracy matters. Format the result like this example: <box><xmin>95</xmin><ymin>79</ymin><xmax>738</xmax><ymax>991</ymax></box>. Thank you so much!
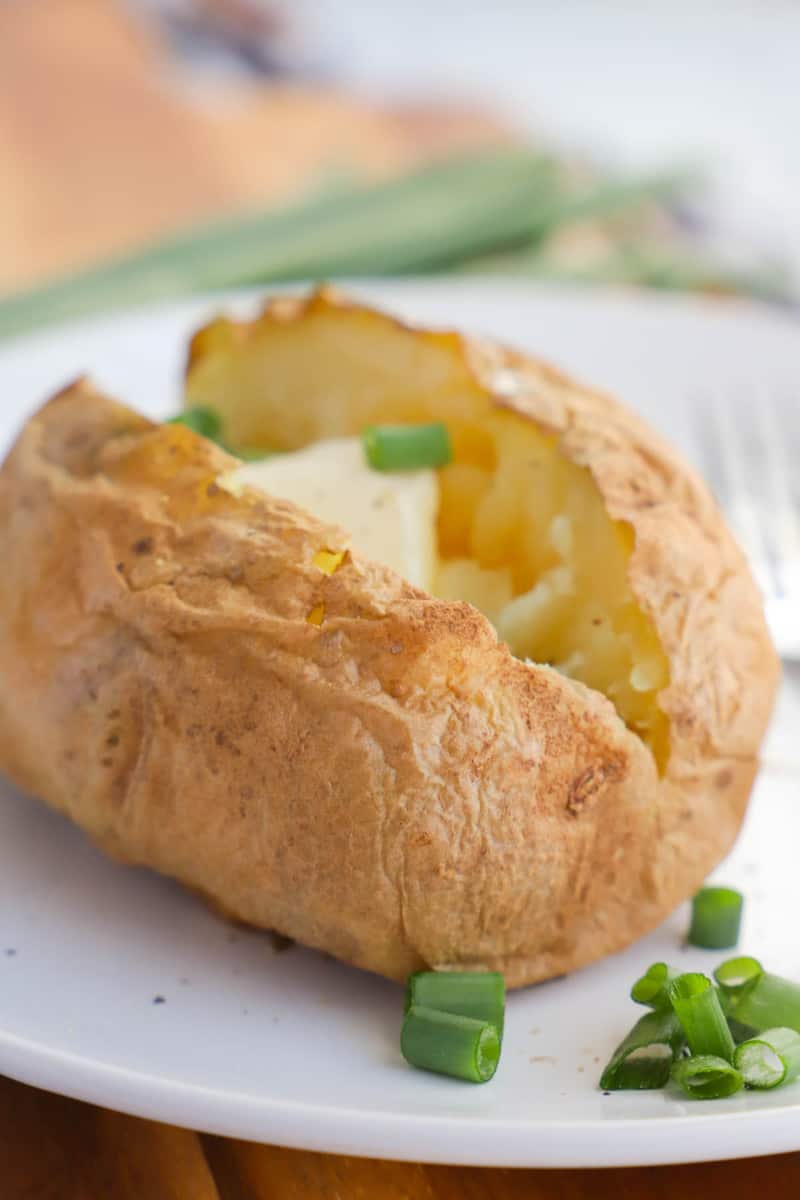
<box><xmin>720</xmin><ymin>968</ymin><xmax>800</xmax><ymax>1035</ymax></box>
<box><xmin>734</xmin><ymin>1028</ymin><xmax>800</xmax><ymax>1090</ymax></box>
<box><xmin>727</xmin><ymin>1017</ymin><xmax>759</xmax><ymax>1044</ymax></box>
<box><xmin>401</xmin><ymin>1004</ymin><xmax>500</xmax><ymax>1083</ymax></box>
<box><xmin>405</xmin><ymin>971</ymin><xmax>505</xmax><ymax>1038</ymax></box>
<box><xmin>631</xmin><ymin>962</ymin><xmax>681</xmax><ymax>1009</ymax></box>
<box><xmin>714</xmin><ymin>956</ymin><xmax>764</xmax><ymax>996</ymax></box>
<box><xmin>168</xmin><ymin>406</ymin><xmax>222</xmax><ymax>441</ymax></box>
<box><xmin>688</xmin><ymin>887</ymin><xmax>744</xmax><ymax>949</ymax></box>
<box><xmin>672</xmin><ymin>1054</ymin><xmax>744</xmax><ymax>1100</ymax></box>
<box><xmin>599</xmin><ymin>1009</ymin><xmax>686</xmax><ymax>1090</ymax></box>
<box><xmin>362</xmin><ymin>423</ymin><xmax>452</xmax><ymax>472</ymax></box>
<box><xmin>669</xmin><ymin>973</ymin><xmax>735</xmax><ymax>1062</ymax></box>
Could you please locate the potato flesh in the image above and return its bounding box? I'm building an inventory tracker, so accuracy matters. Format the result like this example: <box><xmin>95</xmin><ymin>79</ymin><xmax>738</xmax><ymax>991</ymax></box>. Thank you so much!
<box><xmin>435</xmin><ymin>411</ymin><xmax>670</xmax><ymax>766</ymax></box>
<box><xmin>186</xmin><ymin>305</ymin><xmax>670</xmax><ymax>766</ymax></box>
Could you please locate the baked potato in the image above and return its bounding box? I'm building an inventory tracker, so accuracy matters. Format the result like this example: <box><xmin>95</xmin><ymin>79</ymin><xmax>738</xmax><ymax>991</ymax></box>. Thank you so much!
<box><xmin>0</xmin><ymin>288</ymin><xmax>779</xmax><ymax>987</ymax></box>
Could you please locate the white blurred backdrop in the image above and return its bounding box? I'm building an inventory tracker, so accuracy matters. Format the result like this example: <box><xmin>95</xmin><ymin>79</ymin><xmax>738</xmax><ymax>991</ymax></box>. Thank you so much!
<box><xmin>302</xmin><ymin>0</ymin><xmax>799</xmax><ymax>272</ymax></box>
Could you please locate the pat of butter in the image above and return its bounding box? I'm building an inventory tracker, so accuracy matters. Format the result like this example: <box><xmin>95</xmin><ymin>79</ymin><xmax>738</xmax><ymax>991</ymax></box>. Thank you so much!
<box><xmin>228</xmin><ymin>438</ymin><xmax>439</xmax><ymax>591</ymax></box>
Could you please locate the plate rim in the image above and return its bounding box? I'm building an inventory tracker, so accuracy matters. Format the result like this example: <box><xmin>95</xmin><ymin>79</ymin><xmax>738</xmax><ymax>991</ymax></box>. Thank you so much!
<box><xmin>2</xmin><ymin>1021</ymin><xmax>800</xmax><ymax>1167</ymax></box>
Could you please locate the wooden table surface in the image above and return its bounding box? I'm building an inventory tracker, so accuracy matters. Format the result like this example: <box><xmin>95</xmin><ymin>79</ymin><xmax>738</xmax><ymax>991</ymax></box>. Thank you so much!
<box><xmin>1</xmin><ymin>1</ymin><xmax>797</xmax><ymax>1194</ymax></box>
<box><xmin>3</xmin><ymin>1072</ymin><xmax>799</xmax><ymax>1199</ymax></box>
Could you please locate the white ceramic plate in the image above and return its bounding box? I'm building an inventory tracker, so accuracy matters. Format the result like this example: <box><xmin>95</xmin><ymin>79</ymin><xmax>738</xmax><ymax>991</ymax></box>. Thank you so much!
<box><xmin>0</xmin><ymin>281</ymin><xmax>798</xmax><ymax>1168</ymax></box>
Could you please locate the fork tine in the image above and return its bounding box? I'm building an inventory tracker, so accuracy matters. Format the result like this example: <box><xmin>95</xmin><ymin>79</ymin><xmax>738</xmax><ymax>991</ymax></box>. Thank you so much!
<box><xmin>691</xmin><ymin>386</ymin><xmax>799</xmax><ymax>658</ymax></box>
<box><xmin>698</xmin><ymin>389</ymin><xmax>777</xmax><ymax>596</ymax></box>
<box><xmin>753</xmin><ymin>389</ymin><xmax>800</xmax><ymax>597</ymax></box>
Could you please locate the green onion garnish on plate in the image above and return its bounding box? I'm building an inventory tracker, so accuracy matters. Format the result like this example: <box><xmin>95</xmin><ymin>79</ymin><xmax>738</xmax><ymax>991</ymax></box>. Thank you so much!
<box><xmin>714</xmin><ymin>955</ymin><xmax>763</xmax><ymax>995</ymax></box>
<box><xmin>401</xmin><ymin>1004</ymin><xmax>500</xmax><ymax>1083</ymax></box>
<box><xmin>688</xmin><ymin>886</ymin><xmax>744</xmax><ymax>949</ymax></box>
<box><xmin>631</xmin><ymin>962</ymin><xmax>680</xmax><ymax>1009</ymax></box>
<box><xmin>668</xmin><ymin>973</ymin><xmax>735</xmax><ymax>1062</ymax></box>
<box><xmin>727</xmin><ymin>1017</ymin><xmax>759</xmax><ymax>1043</ymax></box>
<box><xmin>672</xmin><ymin>1054</ymin><xmax>743</xmax><ymax>1100</ymax></box>
<box><xmin>734</xmin><ymin>1027</ymin><xmax>800</xmax><ymax>1090</ymax></box>
<box><xmin>717</xmin><ymin>961</ymin><xmax>800</xmax><ymax>1034</ymax></box>
<box><xmin>405</xmin><ymin>970</ymin><xmax>505</xmax><ymax>1038</ymax></box>
<box><xmin>168</xmin><ymin>406</ymin><xmax>222</xmax><ymax>441</ymax></box>
<box><xmin>599</xmin><ymin>1008</ymin><xmax>686</xmax><ymax>1090</ymax></box>
<box><xmin>362</xmin><ymin>423</ymin><xmax>452</xmax><ymax>471</ymax></box>
<box><xmin>605</xmin><ymin>958</ymin><xmax>800</xmax><ymax>1098</ymax></box>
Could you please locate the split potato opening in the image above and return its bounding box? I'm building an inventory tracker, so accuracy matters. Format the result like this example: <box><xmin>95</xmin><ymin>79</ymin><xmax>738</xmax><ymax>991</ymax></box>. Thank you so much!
<box><xmin>186</xmin><ymin>293</ymin><xmax>669</xmax><ymax>767</ymax></box>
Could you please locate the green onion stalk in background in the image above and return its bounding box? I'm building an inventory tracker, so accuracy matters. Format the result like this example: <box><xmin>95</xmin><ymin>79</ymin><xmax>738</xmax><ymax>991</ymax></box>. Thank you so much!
<box><xmin>0</xmin><ymin>150</ymin><xmax>559</xmax><ymax>339</ymax></box>
<box><xmin>0</xmin><ymin>147</ymin><xmax>789</xmax><ymax>342</ymax></box>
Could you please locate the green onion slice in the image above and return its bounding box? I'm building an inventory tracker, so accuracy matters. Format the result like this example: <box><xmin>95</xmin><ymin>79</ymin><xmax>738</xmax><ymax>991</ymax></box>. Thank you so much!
<box><xmin>720</xmin><ymin>968</ymin><xmax>800</xmax><ymax>1035</ymax></box>
<box><xmin>727</xmin><ymin>1017</ymin><xmax>759</xmax><ymax>1044</ymax></box>
<box><xmin>672</xmin><ymin>1054</ymin><xmax>744</xmax><ymax>1100</ymax></box>
<box><xmin>714</xmin><ymin>956</ymin><xmax>764</xmax><ymax>996</ymax></box>
<box><xmin>167</xmin><ymin>406</ymin><xmax>222</xmax><ymax>441</ymax></box>
<box><xmin>688</xmin><ymin>887</ymin><xmax>744</xmax><ymax>949</ymax></box>
<box><xmin>362</xmin><ymin>423</ymin><xmax>452</xmax><ymax>471</ymax></box>
<box><xmin>401</xmin><ymin>1004</ymin><xmax>500</xmax><ymax>1083</ymax></box>
<box><xmin>599</xmin><ymin>1009</ymin><xmax>686</xmax><ymax>1091</ymax></box>
<box><xmin>631</xmin><ymin>962</ymin><xmax>680</xmax><ymax>1009</ymax></box>
<box><xmin>734</xmin><ymin>1027</ymin><xmax>800</xmax><ymax>1090</ymax></box>
<box><xmin>405</xmin><ymin>971</ymin><xmax>505</xmax><ymax>1039</ymax></box>
<box><xmin>669</xmin><ymin>973</ymin><xmax>735</xmax><ymax>1062</ymax></box>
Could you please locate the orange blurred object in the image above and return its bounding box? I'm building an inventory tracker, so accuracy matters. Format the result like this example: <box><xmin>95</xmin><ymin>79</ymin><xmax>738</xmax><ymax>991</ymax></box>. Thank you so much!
<box><xmin>0</xmin><ymin>0</ymin><xmax>506</xmax><ymax>293</ymax></box>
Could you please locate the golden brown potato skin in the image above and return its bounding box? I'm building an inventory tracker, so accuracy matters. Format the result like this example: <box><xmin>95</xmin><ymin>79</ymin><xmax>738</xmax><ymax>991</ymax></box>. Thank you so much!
<box><xmin>0</xmin><ymin>301</ymin><xmax>779</xmax><ymax>987</ymax></box>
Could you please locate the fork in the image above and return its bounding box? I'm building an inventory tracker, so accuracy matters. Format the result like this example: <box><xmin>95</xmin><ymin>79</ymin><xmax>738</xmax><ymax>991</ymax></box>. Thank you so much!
<box><xmin>693</xmin><ymin>388</ymin><xmax>800</xmax><ymax>662</ymax></box>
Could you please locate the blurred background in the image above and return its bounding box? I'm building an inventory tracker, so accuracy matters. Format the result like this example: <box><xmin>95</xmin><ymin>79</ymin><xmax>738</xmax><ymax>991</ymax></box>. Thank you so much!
<box><xmin>0</xmin><ymin>0</ymin><xmax>797</xmax><ymax>332</ymax></box>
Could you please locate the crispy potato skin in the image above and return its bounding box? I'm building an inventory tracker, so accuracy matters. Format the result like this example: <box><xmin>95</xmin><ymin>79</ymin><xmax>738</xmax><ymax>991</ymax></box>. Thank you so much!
<box><xmin>0</xmin><ymin>296</ymin><xmax>779</xmax><ymax>987</ymax></box>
